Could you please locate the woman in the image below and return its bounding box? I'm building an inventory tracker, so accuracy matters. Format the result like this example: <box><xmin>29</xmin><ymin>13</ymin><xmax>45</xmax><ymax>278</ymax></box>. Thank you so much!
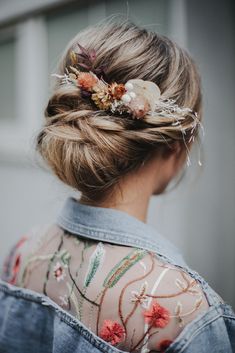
<box><xmin>1</xmin><ymin>18</ymin><xmax>235</xmax><ymax>353</ymax></box>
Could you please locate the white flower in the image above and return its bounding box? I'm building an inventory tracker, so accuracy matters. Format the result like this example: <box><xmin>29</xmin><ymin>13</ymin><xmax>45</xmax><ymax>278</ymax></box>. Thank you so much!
<box><xmin>129</xmin><ymin>91</ymin><xmax>136</xmax><ymax>99</ymax></box>
<box><xmin>126</xmin><ymin>79</ymin><xmax>161</xmax><ymax>112</ymax></box>
<box><xmin>125</xmin><ymin>82</ymin><xmax>134</xmax><ymax>91</ymax></box>
<box><xmin>121</xmin><ymin>93</ymin><xmax>132</xmax><ymax>103</ymax></box>
<box><xmin>59</xmin><ymin>294</ymin><xmax>69</xmax><ymax>307</ymax></box>
<box><xmin>130</xmin><ymin>281</ymin><xmax>149</xmax><ymax>309</ymax></box>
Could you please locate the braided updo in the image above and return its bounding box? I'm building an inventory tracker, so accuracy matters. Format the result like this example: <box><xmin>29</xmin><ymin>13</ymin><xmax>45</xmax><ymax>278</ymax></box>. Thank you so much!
<box><xmin>36</xmin><ymin>17</ymin><xmax>202</xmax><ymax>202</ymax></box>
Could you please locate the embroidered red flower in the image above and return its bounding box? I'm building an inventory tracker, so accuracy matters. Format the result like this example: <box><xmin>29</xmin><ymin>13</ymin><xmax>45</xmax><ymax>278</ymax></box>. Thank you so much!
<box><xmin>143</xmin><ymin>301</ymin><xmax>170</xmax><ymax>328</ymax></box>
<box><xmin>99</xmin><ymin>319</ymin><xmax>125</xmax><ymax>345</ymax></box>
<box><xmin>8</xmin><ymin>236</ymin><xmax>28</xmax><ymax>284</ymax></box>
<box><xmin>10</xmin><ymin>254</ymin><xmax>21</xmax><ymax>284</ymax></box>
<box><xmin>158</xmin><ymin>339</ymin><xmax>173</xmax><ymax>352</ymax></box>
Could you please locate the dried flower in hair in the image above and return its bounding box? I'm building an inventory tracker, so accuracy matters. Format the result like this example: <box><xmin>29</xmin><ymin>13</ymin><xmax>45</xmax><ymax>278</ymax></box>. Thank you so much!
<box><xmin>126</xmin><ymin>79</ymin><xmax>161</xmax><ymax>112</ymax></box>
<box><xmin>51</xmin><ymin>41</ymin><xmax>204</xmax><ymax>166</ymax></box>
<box><xmin>70</xmin><ymin>44</ymin><xmax>108</xmax><ymax>79</ymax></box>
<box><xmin>108</xmin><ymin>83</ymin><xmax>126</xmax><ymax>100</ymax></box>
<box><xmin>77</xmin><ymin>72</ymin><xmax>98</xmax><ymax>91</ymax></box>
<box><xmin>126</xmin><ymin>95</ymin><xmax>151</xmax><ymax>119</ymax></box>
<box><xmin>91</xmin><ymin>88</ymin><xmax>112</xmax><ymax>110</ymax></box>
<box><xmin>69</xmin><ymin>50</ymin><xmax>77</xmax><ymax>66</ymax></box>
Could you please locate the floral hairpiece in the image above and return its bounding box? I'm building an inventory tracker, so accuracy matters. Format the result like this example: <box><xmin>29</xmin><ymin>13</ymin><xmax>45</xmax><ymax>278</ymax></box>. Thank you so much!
<box><xmin>52</xmin><ymin>43</ymin><xmax>205</xmax><ymax>167</ymax></box>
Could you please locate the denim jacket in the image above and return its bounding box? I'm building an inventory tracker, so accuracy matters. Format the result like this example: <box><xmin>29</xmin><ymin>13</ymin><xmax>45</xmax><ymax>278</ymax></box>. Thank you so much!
<box><xmin>0</xmin><ymin>196</ymin><xmax>235</xmax><ymax>353</ymax></box>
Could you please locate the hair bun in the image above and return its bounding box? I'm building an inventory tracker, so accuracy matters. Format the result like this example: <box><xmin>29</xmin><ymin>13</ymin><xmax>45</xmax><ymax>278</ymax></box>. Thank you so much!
<box><xmin>36</xmin><ymin>19</ymin><xmax>203</xmax><ymax>202</ymax></box>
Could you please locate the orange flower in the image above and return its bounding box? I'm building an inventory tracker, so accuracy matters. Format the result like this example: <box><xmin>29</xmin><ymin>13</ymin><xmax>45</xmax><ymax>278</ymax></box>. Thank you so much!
<box><xmin>77</xmin><ymin>72</ymin><xmax>98</xmax><ymax>91</ymax></box>
<box><xmin>108</xmin><ymin>83</ymin><xmax>126</xmax><ymax>99</ymax></box>
<box><xmin>99</xmin><ymin>319</ymin><xmax>125</xmax><ymax>345</ymax></box>
<box><xmin>143</xmin><ymin>301</ymin><xmax>170</xmax><ymax>328</ymax></box>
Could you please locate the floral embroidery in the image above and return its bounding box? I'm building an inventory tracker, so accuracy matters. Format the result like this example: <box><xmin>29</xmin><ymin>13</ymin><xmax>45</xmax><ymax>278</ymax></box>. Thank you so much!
<box><xmin>143</xmin><ymin>301</ymin><xmax>170</xmax><ymax>328</ymax></box>
<box><xmin>1</xmin><ymin>229</ymin><xmax>208</xmax><ymax>353</ymax></box>
<box><xmin>53</xmin><ymin>261</ymin><xmax>66</xmax><ymax>282</ymax></box>
<box><xmin>2</xmin><ymin>235</ymin><xmax>28</xmax><ymax>284</ymax></box>
<box><xmin>99</xmin><ymin>319</ymin><xmax>125</xmax><ymax>345</ymax></box>
<box><xmin>130</xmin><ymin>281</ymin><xmax>149</xmax><ymax>309</ymax></box>
<box><xmin>10</xmin><ymin>254</ymin><xmax>21</xmax><ymax>285</ymax></box>
<box><xmin>59</xmin><ymin>294</ymin><xmax>69</xmax><ymax>307</ymax></box>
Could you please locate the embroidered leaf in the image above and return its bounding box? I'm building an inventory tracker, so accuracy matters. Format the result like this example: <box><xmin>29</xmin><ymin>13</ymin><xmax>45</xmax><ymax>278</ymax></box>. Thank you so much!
<box><xmin>60</xmin><ymin>249</ymin><xmax>71</xmax><ymax>267</ymax></box>
<box><xmin>103</xmin><ymin>249</ymin><xmax>147</xmax><ymax>288</ymax></box>
<box><xmin>139</xmin><ymin>260</ymin><xmax>147</xmax><ymax>273</ymax></box>
<box><xmin>188</xmin><ymin>288</ymin><xmax>200</xmax><ymax>295</ymax></box>
<box><xmin>178</xmin><ymin>316</ymin><xmax>184</xmax><ymax>327</ymax></box>
<box><xmin>84</xmin><ymin>242</ymin><xmax>105</xmax><ymax>287</ymax></box>
<box><xmin>175</xmin><ymin>278</ymin><xmax>187</xmax><ymax>291</ymax></box>
<box><xmin>174</xmin><ymin>301</ymin><xmax>183</xmax><ymax>316</ymax></box>
<box><xmin>66</xmin><ymin>282</ymin><xmax>80</xmax><ymax>319</ymax></box>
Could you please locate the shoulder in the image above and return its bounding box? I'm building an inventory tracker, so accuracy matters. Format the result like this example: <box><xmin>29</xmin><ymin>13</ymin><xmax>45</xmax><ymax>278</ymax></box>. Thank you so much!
<box><xmin>163</xmin><ymin>300</ymin><xmax>235</xmax><ymax>353</ymax></box>
<box><xmin>2</xmin><ymin>227</ymin><xmax>225</xmax><ymax>353</ymax></box>
<box><xmin>99</xmin><ymin>249</ymin><xmax>211</xmax><ymax>352</ymax></box>
<box><xmin>0</xmin><ymin>223</ymin><xmax>62</xmax><ymax>285</ymax></box>
<box><xmin>72</xmin><ymin>243</ymin><xmax>211</xmax><ymax>352</ymax></box>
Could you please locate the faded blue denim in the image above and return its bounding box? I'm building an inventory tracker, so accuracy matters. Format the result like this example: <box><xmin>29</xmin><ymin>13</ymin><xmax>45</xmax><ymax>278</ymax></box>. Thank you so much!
<box><xmin>0</xmin><ymin>196</ymin><xmax>235</xmax><ymax>353</ymax></box>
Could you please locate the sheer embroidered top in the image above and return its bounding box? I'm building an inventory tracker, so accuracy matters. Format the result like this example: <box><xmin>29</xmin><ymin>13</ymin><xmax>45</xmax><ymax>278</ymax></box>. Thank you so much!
<box><xmin>1</xmin><ymin>197</ymin><xmax>225</xmax><ymax>353</ymax></box>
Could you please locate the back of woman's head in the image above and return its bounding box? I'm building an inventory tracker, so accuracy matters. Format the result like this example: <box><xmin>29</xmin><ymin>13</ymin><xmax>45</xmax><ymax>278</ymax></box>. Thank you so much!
<box><xmin>36</xmin><ymin>17</ymin><xmax>202</xmax><ymax>203</ymax></box>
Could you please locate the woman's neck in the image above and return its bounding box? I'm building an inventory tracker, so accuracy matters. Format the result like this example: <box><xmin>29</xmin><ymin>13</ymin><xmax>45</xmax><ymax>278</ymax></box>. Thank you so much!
<box><xmin>79</xmin><ymin>174</ymin><xmax>153</xmax><ymax>223</ymax></box>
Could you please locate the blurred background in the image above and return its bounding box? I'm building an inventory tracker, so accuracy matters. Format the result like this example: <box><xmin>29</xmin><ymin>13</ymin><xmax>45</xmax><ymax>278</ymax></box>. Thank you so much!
<box><xmin>0</xmin><ymin>0</ymin><xmax>234</xmax><ymax>308</ymax></box>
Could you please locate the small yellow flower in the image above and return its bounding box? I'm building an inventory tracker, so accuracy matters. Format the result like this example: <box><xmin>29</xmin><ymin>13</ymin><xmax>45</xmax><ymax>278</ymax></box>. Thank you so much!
<box><xmin>69</xmin><ymin>50</ymin><xmax>77</xmax><ymax>65</ymax></box>
<box><xmin>91</xmin><ymin>89</ymin><xmax>112</xmax><ymax>110</ymax></box>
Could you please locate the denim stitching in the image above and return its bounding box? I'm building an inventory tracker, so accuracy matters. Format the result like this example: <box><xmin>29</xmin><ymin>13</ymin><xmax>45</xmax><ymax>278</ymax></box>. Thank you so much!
<box><xmin>57</xmin><ymin>215</ymin><xmax>160</xmax><ymax>250</ymax></box>
<box><xmin>177</xmin><ymin>314</ymin><xmax>222</xmax><ymax>353</ymax></box>
<box><xmin>0</xmin><ymin>280</ymin><xmax>125</xmax><ymax>353</ymax></box>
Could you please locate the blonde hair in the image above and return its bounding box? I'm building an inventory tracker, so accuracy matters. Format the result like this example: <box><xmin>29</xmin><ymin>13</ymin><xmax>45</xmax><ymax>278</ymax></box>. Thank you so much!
<box><xmin>36</xmin><ymin>17</ymin><xmax>202</xmax><ymax>202</ymax></box>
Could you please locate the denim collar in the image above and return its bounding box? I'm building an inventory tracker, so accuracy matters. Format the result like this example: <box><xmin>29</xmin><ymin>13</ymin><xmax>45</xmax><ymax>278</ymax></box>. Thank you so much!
<box><xmin>56</xmin><ymin>196</ymin><xmax>187</xmax><ymax>267</ymax></box>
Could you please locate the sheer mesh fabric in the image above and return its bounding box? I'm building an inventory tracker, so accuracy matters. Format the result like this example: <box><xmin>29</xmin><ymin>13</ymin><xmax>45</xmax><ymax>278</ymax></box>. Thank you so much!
<box><xmin>1</xmin><ymin>224</ymin><xmax>212</xmax><ymax>353</ymax></box>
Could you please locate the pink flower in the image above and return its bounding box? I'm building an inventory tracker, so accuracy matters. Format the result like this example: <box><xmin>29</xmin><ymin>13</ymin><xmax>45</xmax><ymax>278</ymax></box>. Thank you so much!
<box><xmin>158</xmin><ymin>339</ymin><xmax>173</xmax><ymax>352</ymax></box>
<box><xmin>53</xmin><ymin>262</ymin><xmax>66</xmax><ymax>282</ymax></box>
<box><xmin>143</xmin><ymin>301</ymin><xmax>170</xmax><ymax>328</ymax></box>
<box><xmin>99</xmin><ymin>320</ymin><xmax>125</xmax><ymax>345</ymax></box>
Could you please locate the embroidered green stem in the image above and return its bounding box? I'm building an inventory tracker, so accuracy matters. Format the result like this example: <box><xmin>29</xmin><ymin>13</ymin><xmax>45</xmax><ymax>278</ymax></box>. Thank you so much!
<box><xmin>122</xmin><ymin>252</ymin><xmax>155</xmax><ymax>329</ymax></box>
<box><xmin>43</xmin><ymin>235</ymin><xmax>63</xmax><ymax>295</ymax></box>
<box><xmin>67</xmin><ymin>265</ymin><xmax>99</xmax><ymax>307</ymax></box>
